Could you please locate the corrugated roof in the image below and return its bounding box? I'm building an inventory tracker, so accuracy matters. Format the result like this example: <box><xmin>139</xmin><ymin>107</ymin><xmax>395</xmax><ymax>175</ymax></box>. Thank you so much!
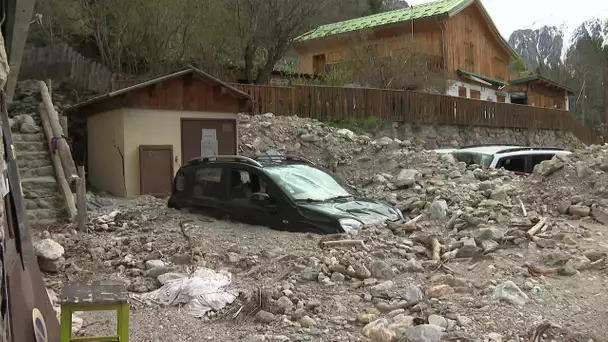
<box><xmin>510</xmin><ymin>74</ymin><xmax>574</xmax><ymax>93</ymax></box>
<box><xmin>456</xmin><ymin>69</ymin><xmax>509</xmax><ymax>87</ymax></box>
<box><xmin>295</xmin><ymin>0</ymin><xmax>471</xmax><ymax>42</ymax></box>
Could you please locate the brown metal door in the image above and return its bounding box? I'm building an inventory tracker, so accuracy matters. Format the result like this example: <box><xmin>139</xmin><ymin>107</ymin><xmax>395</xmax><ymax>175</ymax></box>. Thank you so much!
<box><xmin>139</xmin><ymin>145</ymin><xmax>174</xmax><ymax>197</ymax></box>
<box><xmin>181</xmin><ymin>119</ymin><xmax>236</xmax><ymax>163</ymax></box>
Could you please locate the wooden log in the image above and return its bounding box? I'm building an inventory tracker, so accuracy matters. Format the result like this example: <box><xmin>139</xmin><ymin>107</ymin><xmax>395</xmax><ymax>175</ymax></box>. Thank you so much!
<box><xmin>59</xmin><ymin>115</ymin><xmax>68</xmax><ymax>137</ymax></box>
<box><xmin>76</xmin><ymin>166</ymin><xmax>87</xmax><ymax>231</ymax></box>
<box><xmin>428</xmin><ymin>235</ymin><xmax>441</xmax><ymax>262</ymax></box>
<box><xmin>38</xmin><ymin>81</ymin><xmax>78</xmax><ymax>183</ymax></box>
<box><xmin>38</xmin><ymin>104</ymin><xmax>77</xmax><ymax>222</ymax></box>
<box><xmin>526</xmin><ymin>217</ymin><xmax>547</xmax><ymax>239</ymax></box>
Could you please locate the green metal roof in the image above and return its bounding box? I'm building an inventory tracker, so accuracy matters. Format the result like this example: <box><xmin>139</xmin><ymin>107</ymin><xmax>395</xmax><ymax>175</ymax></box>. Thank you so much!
<box><xmin>456</xmin><ymin>69</ymin><xmax>508</xmax><ymax>87</ymax></box>
<box><xmin>510</xmin><ymin>74</ymin><xmax>574</xmax><ymax>93</ymax></box>
<box><xmin>295</xmin><ymin>0</ymin><xmax>471</xmax><ymax>42</ymax></box>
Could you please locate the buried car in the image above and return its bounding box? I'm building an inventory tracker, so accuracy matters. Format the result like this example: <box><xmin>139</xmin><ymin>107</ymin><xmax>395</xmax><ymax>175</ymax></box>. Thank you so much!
<box><xmin>168</xmin><ymin>155</ymin><xmax>403</xmax><ymax>234</ymax></box>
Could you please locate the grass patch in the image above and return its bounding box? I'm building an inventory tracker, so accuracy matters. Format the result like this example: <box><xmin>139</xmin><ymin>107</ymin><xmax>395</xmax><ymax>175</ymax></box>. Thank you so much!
<box><xmin>326</xmin><ymin>116</ymin><xmax>387</xmax><ymax>134</ymax></box>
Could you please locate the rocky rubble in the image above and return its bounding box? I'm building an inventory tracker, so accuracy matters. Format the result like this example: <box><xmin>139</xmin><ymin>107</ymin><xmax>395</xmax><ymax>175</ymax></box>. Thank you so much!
<box><xmin>31</xmin><ymin>113</ymin><xmax>608</xmax><ymax>341</ymax></box>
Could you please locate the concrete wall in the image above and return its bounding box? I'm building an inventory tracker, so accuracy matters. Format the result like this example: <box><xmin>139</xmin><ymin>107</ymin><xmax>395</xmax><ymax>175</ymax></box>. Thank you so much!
<box><xmin>87</xmin><ymin>109</ymin><xmax>126</xmax><ymax>197</ymax></box>
<box><xmin>121</xmin><ymin>109</ymin><xmax>237</xmax><ymax>197</ymax></box>
<box><xmin>446</xmin><ymin>80</ymin><xmax>511</xmax><ymax>103</ymax></box>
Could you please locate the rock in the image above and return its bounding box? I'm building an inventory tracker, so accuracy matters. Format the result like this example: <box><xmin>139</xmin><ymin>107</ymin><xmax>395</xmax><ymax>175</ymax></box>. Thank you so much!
<box><xmin>299</xmin><ymin>133</ymin><xmax>319</xmax><ymax>142</ymax></box>
<box><xmin>425</xmin><ymin>285</ymin><xmax>454</xmax><ymax>298</ymax></box>
<box><xmin>362</xmin><ymin>318</ymin><xmax>389</xmax><ymax>337</ymax></box>
<box><xmin>37</xmin><ymin>256</ymin><xmax>65</xmax><ymax>273</ymax></box>
<box><xmin>336</xmin><ymin>128</ymin><xmax>356</xmax><ymax>141</ymax></box>
<box><xmin>569</xmin><ymin>205</ymin><xmax>591</xmax><ymax>217</ymax></box>
<box><xmin>456</xmin><ymin>237</ymin><xmax>480</xmax><ymax>258</ymax></box>
<box><xmin>255</xmin><ymin>310</ymin><xmax>275</xmax><ymax>324</ymax></box>
<box><xmin>404</xmin><ymin>324</ymin><xmax>445</xmax><ymax>342</ymax></box>
<box><xmin>19</xmin><ymin>114</ymin><xmax>40</xmax><ymax>133</ymax></box>
<box><xmin>591</xmin><ymin>205</ymin><xmax>608</xmax><ymax>225</ymax></box>
<box><xmin>276</xmin><ymin>296</ymin><xmax>294</xmax><ymax>313</ymax></box>
<box><xmin>493</xmin><ymin>281</ymin><xmax>529</xmax><ymax>306</ymax></box>
<box><xmin>402</xmin><ymin>259</ymin><xmax>424</xmax><ymax>273</ymax></box>
<box><xmin>575</xmin><ymin>161</ymin><xmax>594</xmax><ymax>178</ymax></box>
<box><xmin>486</xmin><ymin>332</ymin><xmax>504</xmax><ymax>342</ymax></box>
<box><xmin>369</xmin><ymin>327</ymin><xmax>396</xmax><ymax>342</ymax></box>
<box><xmin>370</xmin><ymin>280</ymin><xmax>394</xmax><ymax>298</ymax></box>
<box><xmin>370</xmin><ymin>260</ymin><xmax>395</xmax><ymax>279</ymax></box>
<box><xmin>354</xmin><ymin>265</ymin><xmax>372</xmax><ymax>279</ymax></box>
<box><xmin>388</xmin><ymin>315</ymin><xmax>415</xmax><ymax>337</ymax></box>
<box><xmin>428</xmin><ymin>314</ymin><xmax>448</xmax><ymax>330</ymax></box>
<box><xmin>404</xmin><ymin>284</ymin><xmax>425</xmax><ymax>301</ymax></box>
<box><xmin>395</xmin><ymin>169</ymin><xmax>421</xmax><ymax>188</ymax></box>
<box><xmin>471</xmin><ymin>227</ymin><xmax>504</xmax><ymax>242</ymax></box>
<box><xmin>456</xmin><ymin>315</ymin><xmax>472</xmax><ymax>326</ymax></box>
<box><xmin>330</xmin><ymin>272</ymin><xmax>345</xmax><ymax>282</ymax></box>
<box><xmin>299</xmin><ymin>315</ymin><xmax>316</xmax><ymax>328</ymax></box>
<box><xmin>300</xmin><ymin>269</ymin><xmax>319</xmax><ymax>281</ymax></box>
<box><xmin>533</xmin><ymin>158</ymin><xmax>563</xmax><ymax>176</ymax></box>
<box><xmin>34</xmin><ymin>239</ymin><xmax>64</xmax><ymax>260</ymax></box>
<box><xmin>428</xmin><ymin>200</ymin><xmax>448</xmax><ymax>220</ymax></box>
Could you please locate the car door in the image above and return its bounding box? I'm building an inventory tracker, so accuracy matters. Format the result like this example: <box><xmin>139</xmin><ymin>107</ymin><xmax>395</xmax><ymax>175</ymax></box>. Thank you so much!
<box><xmin>527</xmin><ymin>153</ymin><xmax>556</xmax><ymax>174</ymax></box>
<box><xmin>187</xmin><ymin>164</ymin><xmax>229</xmax><ymax>216</ymax></box>
<box><xmin>225</xmin><ymin>164</ymin><xmax>284</xmax><ymax>228</ymax></box>
<box><xmin>495</xmin><ymin>155</ymin><xmax>528</xmax><ymax>176</ymax></box>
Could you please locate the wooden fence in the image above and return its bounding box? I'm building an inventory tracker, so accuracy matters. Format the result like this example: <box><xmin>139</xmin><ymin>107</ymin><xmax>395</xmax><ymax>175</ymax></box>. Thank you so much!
<box><xmin>230</xmin><ymin>83</ymin><xmax>601</xmax><ymax>145</ymax></box>
<box><xmin>19</xmin><ymin>41</ymin><xmax>114</xmax><ymax>93</ymax></box>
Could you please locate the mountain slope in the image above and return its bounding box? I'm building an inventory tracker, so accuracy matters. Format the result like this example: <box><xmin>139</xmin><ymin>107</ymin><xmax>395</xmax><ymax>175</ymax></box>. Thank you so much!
<box><xmin>508</xmin><ymin>18</ymin><xmax>608</xmax><ymax>68</ymax></box>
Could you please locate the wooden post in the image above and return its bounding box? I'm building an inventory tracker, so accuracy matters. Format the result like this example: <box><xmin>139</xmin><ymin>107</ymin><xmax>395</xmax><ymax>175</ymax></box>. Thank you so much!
<box><xmin>76</xmin><ymin>166</ymin><xmax>87</xmax><ymax>231</ymax></box>
<box><xmin>59</xmin><ymin>115</ymin><xmax>68</xmax><ymax>137</ymax></box>
<box><xmin>38</xmin><ymin>81</ymin><xmax>78</xmax><ymax>182</ymax></box>
<box><xmin>38</xmin><ymin>104</ymin><xmax>77</xmax><ymax>221</ymax></box>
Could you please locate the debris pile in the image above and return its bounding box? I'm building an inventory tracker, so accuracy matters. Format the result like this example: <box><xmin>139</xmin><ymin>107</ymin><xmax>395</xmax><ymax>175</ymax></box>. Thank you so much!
<box><xmin>31</xmin><ymin>113</ymin><xmax>608</xmax><ymax>341</ymax></box>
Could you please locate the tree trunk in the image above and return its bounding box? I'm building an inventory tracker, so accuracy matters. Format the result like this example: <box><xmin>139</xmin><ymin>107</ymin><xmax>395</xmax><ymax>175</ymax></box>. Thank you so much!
<box><xmin>244</xmin><ymin>44</ymin><xmax>256</xmax><ymax>84</ymax></box>
<box><xmin>38</xmin><ymin>81</ymin><xmax>79</xmax><ymax>183</ymax></box>
<box><xmin>38</xmin><ymin>104</ymin><xmax>77</xmax><ymax>222</ymax></box>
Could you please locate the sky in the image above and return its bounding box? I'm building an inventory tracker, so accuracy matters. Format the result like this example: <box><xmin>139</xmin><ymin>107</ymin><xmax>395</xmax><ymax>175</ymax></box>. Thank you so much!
<box><xmin>408</xmin><ymin>0</ymin><xmax>608</xmax><ymax>40</ymax></box>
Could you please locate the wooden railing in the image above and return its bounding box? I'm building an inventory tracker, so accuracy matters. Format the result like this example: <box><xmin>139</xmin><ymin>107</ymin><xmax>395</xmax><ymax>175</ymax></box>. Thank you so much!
<box><xmin>230</xmin><ymin>83</ymin><xmax>601</xmax><ymax>145</ymax></box>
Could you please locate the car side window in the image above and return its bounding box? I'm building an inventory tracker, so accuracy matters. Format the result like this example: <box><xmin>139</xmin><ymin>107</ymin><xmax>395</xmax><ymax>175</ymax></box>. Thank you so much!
<box><xmin>496</xmin><ymin>156</ymin><xmax>526</xmax><ymax>173</ymax></box>
<box><xmin>192</xmin><ymin>166</ymin><xmax>223</xmax><ymax>200</ymax></box>
<box><xmin>528</xmin><ymin>154</ymin><xmax>555</xmax><ymax>173</ymax></box>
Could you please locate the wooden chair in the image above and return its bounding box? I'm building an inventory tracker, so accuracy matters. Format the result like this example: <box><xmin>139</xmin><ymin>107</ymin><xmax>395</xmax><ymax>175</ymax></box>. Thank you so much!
<box><xmin>59</xmin><ymin>281</ymin><xmax>130</xmax><ymax>342</ymax></box>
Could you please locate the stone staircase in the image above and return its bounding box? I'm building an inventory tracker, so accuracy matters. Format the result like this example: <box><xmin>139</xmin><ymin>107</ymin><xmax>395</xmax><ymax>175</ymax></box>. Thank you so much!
<box><xmin>13</xmin><ymin>129</ymin><xmax>67</xmax><ymax>229</ymax></box>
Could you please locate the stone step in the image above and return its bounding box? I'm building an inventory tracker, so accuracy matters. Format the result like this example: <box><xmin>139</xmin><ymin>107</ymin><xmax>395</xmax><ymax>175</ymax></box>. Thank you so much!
<box><xmin>14</xmin><ymin>141</ymin><xmax>47</xmax><ymax>153</ymax></box>
<box><xmin>20</xmin><ymin>165</ymin><xmax>55</xmax><ymax>178</ymax></box>
<box><xmin>26</xmin><ymin>208</ymin><xmax>67</xmax><ymax>229</ymax></box>
<box><xmin>11</xmin><ymin>133</ymin><xmax>46</xmax><ymax>142</ymax></box>
<box><xmin>24</xmin><ymin>195</ymin><xmax>65</xmax><ymax>210</ymax></box>
<box><xmin>21</xmin><ymin>176</ymin><xmax>58</xmax><ymax>193</ymax></box>
<box><xmin>16</xmin><ymin>156</ymin><xmax>51</xmax><ymax>170</ymax></box>
<box><xmin>16</xmin><ymin>150</ymin><xmax>49</xmax><ymax>160</ymax></box>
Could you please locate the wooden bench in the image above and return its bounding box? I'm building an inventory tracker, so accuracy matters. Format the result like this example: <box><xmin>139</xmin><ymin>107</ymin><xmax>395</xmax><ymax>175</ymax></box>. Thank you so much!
<box><xmin>59</xmin><ymin>281</ymin><xmax>130</xmax><ymax>342</ymax></box>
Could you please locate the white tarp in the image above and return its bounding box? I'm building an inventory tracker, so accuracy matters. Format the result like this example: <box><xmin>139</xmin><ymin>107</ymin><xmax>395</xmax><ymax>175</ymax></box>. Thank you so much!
<box><xmin>138</xmin><ymin>267</ymin><xmax>237</xmax><ymax>317</ymax></box>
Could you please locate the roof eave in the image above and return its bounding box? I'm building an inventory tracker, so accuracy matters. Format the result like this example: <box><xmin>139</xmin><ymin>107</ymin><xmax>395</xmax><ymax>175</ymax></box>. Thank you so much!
<box><xmin>294</xmin><ymin>12</ymin><xmax>451</xmax><ymax>45</ymax></box>
<box><xmin>64</xmin><ymin>66</ymin><xmax>251</xmax><ymax>116</ymax></box>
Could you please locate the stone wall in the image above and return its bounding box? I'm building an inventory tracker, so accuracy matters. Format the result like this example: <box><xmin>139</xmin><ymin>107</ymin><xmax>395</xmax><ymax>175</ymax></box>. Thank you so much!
<box><xmin>379</xmin><ymin>123</ymin><xmax>583</xmax><ymax>150</ymax></box>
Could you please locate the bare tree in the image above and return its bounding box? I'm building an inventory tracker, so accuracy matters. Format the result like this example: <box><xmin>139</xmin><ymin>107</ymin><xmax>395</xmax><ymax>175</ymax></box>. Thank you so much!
<box><xmin>227</xmin><ymin>0</ymin><xmax>330</xmax><ymax>84</ymax></box>
<box><xmin>324</xmin><ymin>35</ymin><xmax>448</xmax><ymax>92</ymax></box>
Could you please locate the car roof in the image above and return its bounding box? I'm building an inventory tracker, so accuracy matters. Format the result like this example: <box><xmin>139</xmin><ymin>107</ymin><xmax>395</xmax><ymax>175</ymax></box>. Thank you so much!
<box><xmin>454</xmin><ymin>145</ymin><xmax>523</xmax><ymax>155</ymax></box>
<box><xmin>454</xmin><ymin>145</ymin><xmax>568</xmax><ymax>156</ymax></box>
<box><xmin>184</xmin><ymin>154</ymin><xmax>316</xmax><ymax>169</ymax></box>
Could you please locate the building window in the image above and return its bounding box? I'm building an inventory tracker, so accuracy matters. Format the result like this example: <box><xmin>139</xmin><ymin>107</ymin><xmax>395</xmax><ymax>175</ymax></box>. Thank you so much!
<box><xmin>464</xmin><ymin>42</ymin><xmax>475</xmax><ymax>68</ymax></box>
<box><xmin>497</xmin><ymin>94</ymin><xmax>506</xmax><ymax>103</ymax></box>
<box><xmin>470</xmin><ymin>89</ymin><xmax>481</xmax><ymax>99</ymax></box>
<box><xmin>458</xmin><ymin>86</ymin><xmax>467</xmax><ymax>97</ymax></box>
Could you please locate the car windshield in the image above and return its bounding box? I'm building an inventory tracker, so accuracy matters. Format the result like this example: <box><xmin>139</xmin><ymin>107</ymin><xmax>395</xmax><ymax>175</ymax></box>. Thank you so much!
<box><xmin>452</xmin><ymin>151</ymin><xmax>494</xmax><ymax>167</ymax></box>
<box><xmin>265</xmin><ymin>164</ymin><xmax>355</xmax><ymax>201</ymax></box>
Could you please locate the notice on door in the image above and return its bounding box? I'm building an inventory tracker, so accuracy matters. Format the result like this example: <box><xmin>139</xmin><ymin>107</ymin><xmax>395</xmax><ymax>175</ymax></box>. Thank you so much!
<box><xmin>201</xmin><ymin>129</ymin><xmax>218</xmax><ymax>157</ymax></box>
